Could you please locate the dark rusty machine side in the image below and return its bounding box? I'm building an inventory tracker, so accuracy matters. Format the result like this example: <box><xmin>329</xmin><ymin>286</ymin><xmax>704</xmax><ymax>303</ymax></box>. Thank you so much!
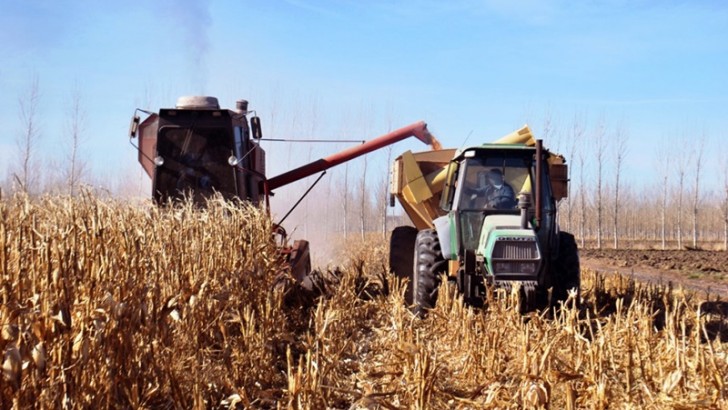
<box><xmin>129</xmin><ymin>96</ymin><xmax>435</xmax><ymax>282</ymax></box>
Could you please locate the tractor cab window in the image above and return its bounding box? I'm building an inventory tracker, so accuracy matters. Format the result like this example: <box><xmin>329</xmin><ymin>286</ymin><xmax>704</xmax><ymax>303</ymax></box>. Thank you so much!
<box><xmin>454</xmin><ymin>154</ymin><xmax>533</xmax><ymax>250</ymax></box>
<box><xmin>456</xmin><ymin>156</ymin><xmax>532</xmax><ymax>211</ymax></box>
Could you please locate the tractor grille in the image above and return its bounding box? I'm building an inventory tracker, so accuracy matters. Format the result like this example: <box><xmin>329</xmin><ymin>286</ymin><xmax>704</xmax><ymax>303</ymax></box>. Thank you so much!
<box><xmin>492</xmin><ymin>239</ymin><xmax>539</xmax><ymax>260</ymax></box>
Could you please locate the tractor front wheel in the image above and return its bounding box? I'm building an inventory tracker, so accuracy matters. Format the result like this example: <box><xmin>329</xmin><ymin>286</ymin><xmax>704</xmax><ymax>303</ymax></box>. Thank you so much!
<box><xmin>413</xmin><ymin>229</ymin><xmax>446</xmax><ymax>316</ymax></box>
<box><xmin>389</xmin><ymin>226</ymin><xmax>419</xmax><ymax>305</ymax></box>
<box><xmin>551</xmin><ymin>231</ymin><xmax>581</xmax><ymax>308</ymax></box>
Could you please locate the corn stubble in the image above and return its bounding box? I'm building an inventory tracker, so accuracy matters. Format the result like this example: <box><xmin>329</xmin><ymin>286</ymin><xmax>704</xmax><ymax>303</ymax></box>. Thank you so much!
<box><xmin>0</xmin><ymin>194</ymin><xmax>726</xmax><ymax>409</ymax></box>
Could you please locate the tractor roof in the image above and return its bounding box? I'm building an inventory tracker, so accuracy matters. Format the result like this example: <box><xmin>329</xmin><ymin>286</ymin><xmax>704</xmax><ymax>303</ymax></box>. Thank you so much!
<box><xmin>453</xmin><ymin>143</ymin><xmax>536</xmax><ymax>160</ymax></box>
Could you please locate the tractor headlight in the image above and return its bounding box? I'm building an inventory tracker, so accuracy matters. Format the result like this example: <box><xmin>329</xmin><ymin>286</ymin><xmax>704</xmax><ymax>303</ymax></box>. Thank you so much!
<box><xmin>494</xmin><ymin>262</ymin><xmax>513</xmax><ymax>273</ymax></box>
<box><xmin>519</xmin><ymin>261</ymin><xmax>537</xmax><ymax>274</ymax></box>
<box><xmin>493</xmin><ymin>261</ymin><xmax>538</xmax><ymax>274</ymax></box>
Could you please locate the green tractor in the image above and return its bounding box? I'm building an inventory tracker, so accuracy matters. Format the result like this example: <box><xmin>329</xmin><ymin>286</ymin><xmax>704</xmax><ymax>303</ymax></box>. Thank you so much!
<box><xmin>389</xmin><ymin>126</ymin><xmax>580</xmax><ymax>314</ymax></box>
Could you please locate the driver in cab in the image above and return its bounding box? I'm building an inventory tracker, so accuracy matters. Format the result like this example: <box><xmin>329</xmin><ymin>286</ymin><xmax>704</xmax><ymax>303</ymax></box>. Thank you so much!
<box><xmin>464</xmin><ymin>168</ymin><xmax>516</xmax><ymax>209</ymax></box>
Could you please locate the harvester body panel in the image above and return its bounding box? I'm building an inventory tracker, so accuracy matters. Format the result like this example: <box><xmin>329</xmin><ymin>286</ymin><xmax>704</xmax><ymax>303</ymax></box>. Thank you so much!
<box><xmin>137</xmin><ymin>107</ymin><xmax>265</xmax><ymax>205</ymax></box>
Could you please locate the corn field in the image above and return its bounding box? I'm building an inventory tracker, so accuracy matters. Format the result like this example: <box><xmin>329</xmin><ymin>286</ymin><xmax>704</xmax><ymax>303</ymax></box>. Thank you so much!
<box><xmin>0</xmin><ymin>194</ymin><xmax>726</xmax><ymax>409</ymax></box>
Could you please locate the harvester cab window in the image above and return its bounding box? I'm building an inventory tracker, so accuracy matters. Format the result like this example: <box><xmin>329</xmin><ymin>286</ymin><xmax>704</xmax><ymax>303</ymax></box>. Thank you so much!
<box><xmin>155</xmin><ymin>126</ymin><xmax>237</xmax><ymax>202</ymax></box>
<box><xmin>233</xmin><ymin>126</ymin><xmax>246</xmax><ymax>160</ymax></box>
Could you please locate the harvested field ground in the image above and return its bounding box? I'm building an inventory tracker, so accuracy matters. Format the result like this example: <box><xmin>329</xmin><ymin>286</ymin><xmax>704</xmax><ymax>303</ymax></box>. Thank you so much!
<box><xmin>1</xmin><ymin>194</ymin><xmax>727</xmax><ymax>409</ymax></box>
<box><xmin>581</xmin><ymin>248</ymin><xmax>728</xmax><ymax>296</ymax></box>
<box><xmin>581</xmin><ymin>248</ymin><xmax>728</xmax><ymax>276</ymax></box>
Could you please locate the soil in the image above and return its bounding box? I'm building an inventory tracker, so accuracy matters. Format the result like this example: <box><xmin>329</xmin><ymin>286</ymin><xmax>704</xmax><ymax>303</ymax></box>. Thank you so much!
<box><xmin>580</xmin><ymin>248</ymin><xmax>728</xmax><ymax>296</ymax></box>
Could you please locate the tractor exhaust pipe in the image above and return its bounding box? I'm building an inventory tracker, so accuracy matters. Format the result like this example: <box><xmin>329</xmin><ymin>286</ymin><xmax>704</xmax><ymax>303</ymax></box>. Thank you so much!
<box><xmin>535</xmin><ymin>139</ymin><xmax>543</xmax><ymax>229</ymax></box>
<box><xmin>518</xmin><ymin>192</ymin><xmax>531</xmax><ymax>229</ymax></box>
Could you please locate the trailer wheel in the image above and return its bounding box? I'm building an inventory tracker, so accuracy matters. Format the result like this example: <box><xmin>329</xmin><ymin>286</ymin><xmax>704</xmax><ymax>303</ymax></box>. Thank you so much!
<box><xmin>389</xmin><ymin>226</ymin><xmax>419</xmax><ymax>305</ymax></box>
<box><xmin>413</xmin><ymin>229</ymin><xmax>446</xmax><ymax>316</ymax></box>
<box><xmin>551</xmin><ymin>231</ymin><xmax>581</xmax><ymax>308</ymax></box>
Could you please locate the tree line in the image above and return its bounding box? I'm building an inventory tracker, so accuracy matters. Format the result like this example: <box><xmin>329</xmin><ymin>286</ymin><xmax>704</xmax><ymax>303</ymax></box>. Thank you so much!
<box><xmin>3</xmin><ymin>79</ymin><xmax>726</xmax><ymax>253</ymax></box>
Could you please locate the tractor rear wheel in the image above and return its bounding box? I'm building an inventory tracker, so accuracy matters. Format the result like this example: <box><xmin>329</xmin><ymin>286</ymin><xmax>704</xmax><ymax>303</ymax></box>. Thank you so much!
<box><xmin>389</xmin><ymin>226</ymin><xmax>419</xmax><ymax>305</ymax></box>
<box><xmin>413</xmin><ymin>229</ymin><xmax>446</xmax><ymax>316</ymax></box>
<box><xmin>551</xmin><ymin>231</ymin><xmax>581</xmax><ymax>308</ymax></box>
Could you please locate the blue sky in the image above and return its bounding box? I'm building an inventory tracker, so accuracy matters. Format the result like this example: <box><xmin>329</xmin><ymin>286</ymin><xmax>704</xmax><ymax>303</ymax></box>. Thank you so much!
<box><xmin>1</xmin><ymin>0</ymin><xmax>726</xmax><ymax>195</ymax></box>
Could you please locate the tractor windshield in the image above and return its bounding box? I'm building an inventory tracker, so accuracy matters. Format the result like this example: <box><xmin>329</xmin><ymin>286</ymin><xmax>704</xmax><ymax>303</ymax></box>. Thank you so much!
<box><xmin>456</xmin><ymin>155</ymin><xmax>532</xmax><ymax>211</ymax></box>
<box><xmin>455</xmin><ymin>153</ymin><xmax>533</xmax><ymax>250</ymax></box>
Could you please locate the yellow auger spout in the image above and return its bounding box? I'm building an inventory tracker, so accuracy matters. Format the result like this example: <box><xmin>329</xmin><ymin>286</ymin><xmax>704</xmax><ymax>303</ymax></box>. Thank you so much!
<box><xmin>392</xmin><ymin>149</ymin><xmax>455</xmax><ymax>229</ymax></box>
<box><xmin>492</xmin><ymin>125</ymin><xmax>536</xmax><ymax>145</ymax></box>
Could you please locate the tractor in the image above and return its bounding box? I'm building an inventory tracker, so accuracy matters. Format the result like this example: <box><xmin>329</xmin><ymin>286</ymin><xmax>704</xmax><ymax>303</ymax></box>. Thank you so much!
<box><xmin>389</xmin><ymin>126</ymin><xmax>580</xmax><ymax>314</ymax></box>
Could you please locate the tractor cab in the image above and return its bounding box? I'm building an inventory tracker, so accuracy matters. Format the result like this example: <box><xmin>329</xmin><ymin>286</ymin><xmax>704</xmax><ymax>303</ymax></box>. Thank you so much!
<box><xmin>440</xmin><ymin>145</ymin><xmax>552</xmax><ymax>253</ymax></box>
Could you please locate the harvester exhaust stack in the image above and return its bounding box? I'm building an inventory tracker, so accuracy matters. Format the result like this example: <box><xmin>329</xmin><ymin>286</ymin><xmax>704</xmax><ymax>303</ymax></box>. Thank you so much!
<box><xmin>175</xmin><ymin>96</ymin><xmax>220</xmax><ymax>109</ymax></box>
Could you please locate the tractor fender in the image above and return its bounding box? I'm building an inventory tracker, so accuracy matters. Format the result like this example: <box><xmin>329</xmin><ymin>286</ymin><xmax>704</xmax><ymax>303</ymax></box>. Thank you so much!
<box><xmin>433</xmin><ymin>215</ymin><xmax>456</xmax><ymax>260</ymax></box>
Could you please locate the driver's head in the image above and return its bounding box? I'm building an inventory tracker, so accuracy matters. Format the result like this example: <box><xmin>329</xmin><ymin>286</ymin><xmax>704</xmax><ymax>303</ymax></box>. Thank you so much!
<box><xmin>487</xmin><ymin>169</ymin><xmax>504</xmax><ymax>188</ymax></box>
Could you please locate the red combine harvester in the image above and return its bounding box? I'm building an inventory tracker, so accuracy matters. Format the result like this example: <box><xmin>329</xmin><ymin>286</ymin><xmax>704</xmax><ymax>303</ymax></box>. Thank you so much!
<box><xmin>129</xmin><ymin>96</ymin><xmax>434</xmax><ymax>282</ymax></box>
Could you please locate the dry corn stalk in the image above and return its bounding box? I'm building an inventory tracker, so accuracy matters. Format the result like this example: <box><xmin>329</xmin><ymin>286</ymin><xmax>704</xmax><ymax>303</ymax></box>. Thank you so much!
<box><xmin>0</xmin><ymin>192</ymin><xmax>725</xmax><ymax>408</ymax></box>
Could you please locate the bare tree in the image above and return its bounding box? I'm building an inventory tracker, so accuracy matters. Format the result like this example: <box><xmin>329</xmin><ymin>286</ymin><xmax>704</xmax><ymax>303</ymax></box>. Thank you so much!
<box><xmin>612</xmin><ymin>124</ymin><xmax>628</xmax><ymax>249</ymax></box>
<box><xmin>656</xmin><ymin>142</ymin><xmax>670</xmax><ymax>249</ymax></box>
<box><xmin>15</xmin><ymin>75</ymin><xmax>41</xmax><ymax>194</ymax></box>
<box><xmin>381</xmin><ymin>110</ymin><xmax>395</xmax><ymax>238</ymax></box>
<box><xmin>593</xmin><ymin>118</ymin><xmax>608</xmax><ymax>249</ymax></box>
<box><xmin>721</xmin><ymin>153</ymin><xmax>728</xmax><ymax>252</ymax></box>
<box><xmin>382</xmin><ymin>145</ymin><xmax>393</xmax><ymax>239</ymax></box>
<box><xmin>675</xmin><ymin>135</ymin><xmax>689</xmax><ymax>249</ymax></box>
<box><xmin>691</xmin><ymin>134</ymin><xmax>705</xmax><ymax>248</ymax></box>
<box><xmin>723</xmin><ymin>151</ymin><xmax>728</xmax><ymax>251</ymax></box>
<box><xmin>541</xmin><ymin>106</ymin><xmax>557</xmax><ymax>150</ymax></box>
<box><xmin>577</xmin><ymin>147</ymin><xmax>587</xmax><ymax>248</ymax></box>
<box><xmin>342</xmin><ymin>162</ymin><xmax>349</xmax><ymax>239</ymax></box>
<box><xmin>565</xmin><ymin>112</ymin><xmax>584</xmax><ymax>233</ymax></box>
<box><xmin>303</xmin><ymin>146</ymin><xmax>313</xmax><ymax>239</ymax></box>
<box><xmin>360</xmin><ymin>156</ymin><xmax>368</xmax><ymax>240</ymax></box>
<box><xmin>64</xmin><ymin>85</ymin><xmax>87</xmax><ymax>196</ymax></box>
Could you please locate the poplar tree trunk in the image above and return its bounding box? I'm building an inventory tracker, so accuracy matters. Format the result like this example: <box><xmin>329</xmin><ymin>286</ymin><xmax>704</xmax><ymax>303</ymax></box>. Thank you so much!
<box><xmin>661</xmin><ymin>177</ymin><xmax>668</xmax><ymax>250</ymax></box>
<box><xmin>691</xmin><ymin>142</ymin><xmax>703</xmax><ymax>248</ymax></box>
<box><xmin>343</xmin><ymin>163</ymin><xmax>349</xmax><ymax>240</ymax></box>
<box><xmin>360</xmin><ymin>157</ymin><xmax>368</xmax><ymax>241</ymax></box>
<box><xmin>677</xmin><ymin>172</ymin><xmax>684</xmax><ymax>249</ymax></box>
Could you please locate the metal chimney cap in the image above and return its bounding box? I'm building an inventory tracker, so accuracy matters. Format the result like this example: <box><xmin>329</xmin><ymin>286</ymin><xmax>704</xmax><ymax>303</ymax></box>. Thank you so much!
<box><xmin>176</xmin><ymin>96</ymin><xmax>220</xmax><ymax>109</ymax></box>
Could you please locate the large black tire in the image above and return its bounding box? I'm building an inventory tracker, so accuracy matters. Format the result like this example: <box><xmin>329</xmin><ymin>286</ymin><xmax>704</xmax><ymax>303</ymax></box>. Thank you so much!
<box><xmin>413</xmin><ymin>229</ymin><xmax>447</xmax><ymax>316</ymax></box>
<box><xmin>389</xmin><ymin>226</ymin><xmax>419</xmax><ymax>305</ymax></box>
<box><xmin>551</xmin><ymin>231</ymin><xmax>581</xmax><ymax>308</ymax></box>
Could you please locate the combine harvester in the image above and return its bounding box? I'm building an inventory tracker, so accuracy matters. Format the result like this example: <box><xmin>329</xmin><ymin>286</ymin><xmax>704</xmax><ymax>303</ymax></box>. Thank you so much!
<box><xmin>389</xmin><ymin>126</ymin><xmax>580</xmax><ymax>313</ymax></box>
<box><xmin>128</xmin><ymin>96</ymin><xmax>435</xmax><ymax>283</ymax></box>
